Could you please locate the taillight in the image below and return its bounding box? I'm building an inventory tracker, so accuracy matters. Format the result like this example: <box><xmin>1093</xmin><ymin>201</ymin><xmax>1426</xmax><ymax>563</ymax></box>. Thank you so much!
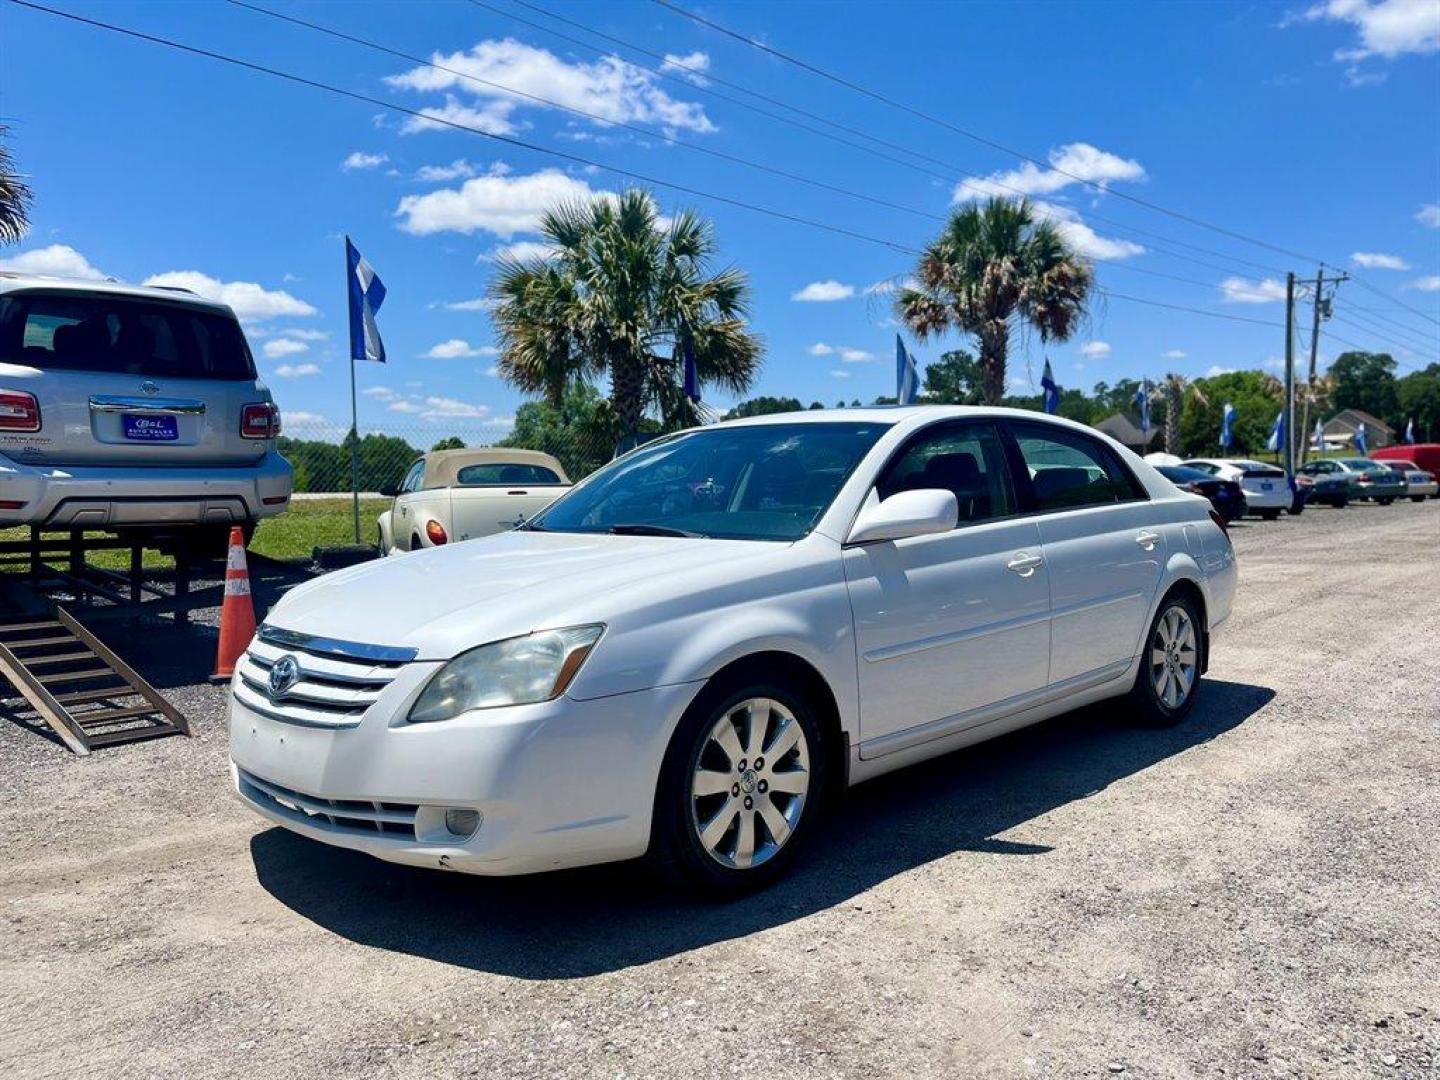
<box><xmin>240</xmin><ymin>402</ymin><xmax>280</xmax><ymax>439</ymax></box>
<box><xmin>1208</xmin><ymin>508</ymin><xmax>1228</xmax><ymax>536</ymax></box>
<box><xmin>1179</xmin><ymin>482</ymin><xmax>1203</xmax><ymax>494</ymax></box>
<box><xmin>0</xmin><ymin>390</ymin><xmax>41</xmax><ymax>432</ymax></box>
<box><xmin>425</xmin><ymin>519</ymin><xmax>448</xmax><ymax>545</ymax></box>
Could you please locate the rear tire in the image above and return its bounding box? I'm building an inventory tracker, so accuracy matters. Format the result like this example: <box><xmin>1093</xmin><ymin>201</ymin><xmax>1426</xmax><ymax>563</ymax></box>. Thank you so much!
<box><xmin>648</xmin><ymin>674</ymin><xmax>828</xmax><ymax>897</ymax></box>
<box><xmin>1411</xmin><ymin>495</ymin><xmax>1425</xmax><ymax>503</ymax></box>
<box><xmin>1129</xmin><ymin>593</ymin><xmax>1203</xmax><ymax>728</ymax></box>
<box><xmin>1259</xmin><ymin>508</ymin><xmax>1281</xmax><ymax>521</ymax></box>
<box><xmin>1378</xmin><ymin>497</ymin><xmax>1395</xmax><ymax>506</ymax></box>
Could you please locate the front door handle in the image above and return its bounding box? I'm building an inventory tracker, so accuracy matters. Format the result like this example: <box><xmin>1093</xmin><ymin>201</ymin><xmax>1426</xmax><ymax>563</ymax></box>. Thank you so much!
<box><xmin>1007</xmin><ymin>552</ymin><xmax>1044</xmax><ymax>577</ymax></box>
<box><xmin>1136</xmin><ymin>530</ymin><xmax>1161</xmax><ymax>551</ymax></box>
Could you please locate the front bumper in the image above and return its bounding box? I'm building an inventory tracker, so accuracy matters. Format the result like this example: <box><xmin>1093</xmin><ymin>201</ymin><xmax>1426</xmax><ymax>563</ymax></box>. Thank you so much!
<box><xmin>229</xmin><ymin>675</ymin><xmax>702</xmax><ymax>876</ymax></box>
<box><xmin>0</xmin><ymin>449</ymin><xmax>293</xmax><ymax>528</ymax></box>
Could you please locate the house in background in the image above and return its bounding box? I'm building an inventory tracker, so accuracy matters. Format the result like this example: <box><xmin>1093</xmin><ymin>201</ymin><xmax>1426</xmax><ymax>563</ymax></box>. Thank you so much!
<box><xmin>1094</xmin><ymin>413</ymin><xmax>1161</xmax><ymax>453</ymax></box>
<box><xmin>1322</xmin><ymin>409</ymin><xmax>1394</xmax><ymax>450</ymax></box>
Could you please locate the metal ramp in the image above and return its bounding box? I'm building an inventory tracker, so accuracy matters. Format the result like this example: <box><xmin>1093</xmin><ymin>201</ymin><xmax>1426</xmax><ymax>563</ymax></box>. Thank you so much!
<box><xmin>0</xmin><ymin>606</ymin><xmax>189</xmax><ymax>755</ymax></box>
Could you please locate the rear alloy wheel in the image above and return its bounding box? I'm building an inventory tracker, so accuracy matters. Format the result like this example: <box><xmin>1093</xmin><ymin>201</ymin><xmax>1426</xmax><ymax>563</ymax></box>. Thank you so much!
<box><xmin>651</xmin><ymin>679</ymin><xmax>826</xmax><ymax>895</ymax></box>
<box><xmin>1130</xmin><ymin>594</ymin><xmax>1202</xmax><ymax>727</ymax></box>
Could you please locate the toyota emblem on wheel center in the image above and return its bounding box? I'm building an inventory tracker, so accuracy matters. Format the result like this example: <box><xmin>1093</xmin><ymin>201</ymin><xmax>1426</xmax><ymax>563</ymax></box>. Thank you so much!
<box><xmin>268</xmin><ymin>655</ymin><xmax>300</xmax><ymax>700</ymax></box>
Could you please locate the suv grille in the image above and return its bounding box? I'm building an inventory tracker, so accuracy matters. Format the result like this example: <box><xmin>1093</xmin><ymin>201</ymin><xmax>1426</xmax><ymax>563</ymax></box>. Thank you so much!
<box><xmin>237</xmin><ymin>768</ymin><xmax>417</xmax><ymax>837</ymax></box>
<box><xmin>233</xmin><ymin>629</ymin><xmax>413</xmax><ymax>729</ymax></box>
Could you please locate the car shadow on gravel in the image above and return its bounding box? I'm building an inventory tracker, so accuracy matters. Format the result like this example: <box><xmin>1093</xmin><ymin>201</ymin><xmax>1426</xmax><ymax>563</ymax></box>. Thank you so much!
<box><xmin>251</xmin><ymin>678</ymin><xmax>1273</xmax><ymax>979</ymax></box>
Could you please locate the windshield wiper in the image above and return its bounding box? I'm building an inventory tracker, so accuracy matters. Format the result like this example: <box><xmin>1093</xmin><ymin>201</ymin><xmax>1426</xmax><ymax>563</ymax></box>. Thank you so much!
<box><xmin>606</xmin><ymin>523</ymin><xmax>700</xmax><ymax>538</ymax></box>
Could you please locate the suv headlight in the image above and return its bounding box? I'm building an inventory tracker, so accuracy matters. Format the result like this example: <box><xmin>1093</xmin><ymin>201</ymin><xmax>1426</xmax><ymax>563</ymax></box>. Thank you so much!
<box><xmin>408</xmin><ymin>625</ymin><xmax>604</xmax><ymax>724</ymax></box>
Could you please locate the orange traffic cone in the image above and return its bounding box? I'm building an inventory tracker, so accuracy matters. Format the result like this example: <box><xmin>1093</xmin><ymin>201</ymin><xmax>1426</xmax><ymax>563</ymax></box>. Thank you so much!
<box><xmin>211</xmin><ymin>525</ymin><xmax>257</xmax><ymax>682</ymax></box>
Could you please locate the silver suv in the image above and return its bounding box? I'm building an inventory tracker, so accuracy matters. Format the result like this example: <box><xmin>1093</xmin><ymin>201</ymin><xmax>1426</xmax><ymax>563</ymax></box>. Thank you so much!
<box><xmin>0</xmin><ymin>274</ymin><xmax>292</xmax><ymax>546</ymax></box>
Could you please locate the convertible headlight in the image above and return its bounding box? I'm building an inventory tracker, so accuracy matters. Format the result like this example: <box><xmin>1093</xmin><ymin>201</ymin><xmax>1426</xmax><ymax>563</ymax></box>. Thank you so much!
<box><xmin>407</xmin><ymin>625</ymin><xmax>605</xmax><ymax>724</ymax></box>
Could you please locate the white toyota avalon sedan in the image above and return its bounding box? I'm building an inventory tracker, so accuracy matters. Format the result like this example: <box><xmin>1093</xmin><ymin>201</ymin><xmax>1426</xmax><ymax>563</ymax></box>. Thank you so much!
<box><xmin>230</xmin><ymin>407</ymin><xmax>1237</xmax><ymax>895</ymax></box>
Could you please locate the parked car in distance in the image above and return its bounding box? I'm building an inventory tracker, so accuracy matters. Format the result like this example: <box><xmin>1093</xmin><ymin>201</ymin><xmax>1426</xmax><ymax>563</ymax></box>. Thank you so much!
<box><xmin>1301</xmin><ymin>457</ymin><xmax>1406</xmax><ymax>504</ymax></box>
<box><xmin>1291</xmin><ymin>469</ymin><xmax>1350</xmax><ymax>510</ymax></box>
<box><xmin>0</xmin><ymin>273</ymin><xmax>292</xmax><ymax>550</ymax></box>
<box><xmin>1373</xmin><ymin>443</ymin><xmax>1440</xmax><ymax>483</ymax></box>
<box><xmin>1180</xmin><ymin>458</ymin><xmax>1290</xmax><ymax>519</ymax></box>
<box><xmin>1155</xmin><ymin>464</ymin><xmax>1247</xmax><ymax>521</ymax></box>
<box><xmin>376</xmin><ymin>448</ymin><xmax>570</xmax><ymax>553</ymax></box>
<box><xmin>1364</xmin><ymin>456</ymin><xmax>1437</xmax><ymax>501</ymax></box>
<box><xmin>232</xmin><ymin>406</ymin><xmax>1237</xmax><ymax>895</ymax></box>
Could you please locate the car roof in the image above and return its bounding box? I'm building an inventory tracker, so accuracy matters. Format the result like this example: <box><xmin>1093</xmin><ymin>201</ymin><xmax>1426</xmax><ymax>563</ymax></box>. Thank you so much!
<box><xmin>421</xmin><ymin>447</ymin><xmax>570</xmax><ymax>488</ymax></box>
<box><xmin>718</xmin><ymin>404</ymin><xmax>1101</xmax><ymax>432</ymax></box>
<box><xmin>0</xmin><ymin>272</ymin><xmax>235</xmax><ymax>315</ymax></box>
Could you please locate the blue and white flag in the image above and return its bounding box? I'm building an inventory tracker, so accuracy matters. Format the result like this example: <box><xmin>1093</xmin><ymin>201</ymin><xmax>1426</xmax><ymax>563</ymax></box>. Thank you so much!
<box><xmin>1312</xmin><ymin>417</ymin><xmax>1325</xmax><ymax>451</ymax></box>
<box><xmin>1404</xmin><ymin>418</ymin><xmax>1415</xmax><ymax>444</ymax></box>
<box><xmin>346</xmin><ymin>237</ymin><xmax>387</xmax><ymax>364</ymax></box>
<box><xmin>682</xmin><ymin>333</ymin><xmax>700</xmax><ymax>404</ymax></box>
<box><xmin>1266</xmin><ymin>410</ymin><xmax>1285</xmax><ymax>453</ymax></box>
<box><xmin>1219</xmin><ymin>402</ymin><xmax>1236</xmax><ymax>449</ymax></box>
<box><xmin>1134</xmin><ymin>381</ymin><xmax>1150</xmax><ymax>434</ymax></box>
<box><xmin>896</xmin><ymin>334</ymin><xmax>919</xmax><ymax>405</ymax></box>
<box><xmin>1355</xmin><ymin>422</ymin><xmax>1368</xmax><ymax>454</ymax></box>
<box><xmin>1040</xmin><ymin>359</ymin><xmax>1060</xmax><ymax>415</ymax></box>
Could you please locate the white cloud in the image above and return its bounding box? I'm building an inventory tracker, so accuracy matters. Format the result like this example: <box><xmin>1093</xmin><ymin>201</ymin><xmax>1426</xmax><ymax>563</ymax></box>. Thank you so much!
<box><xmin>1352</xmin><ymin>251</ymin><xmax>1411</xmax><ymax>269</ymax></box>
<box><xmin>273</xmin><ymin>362</ymin><xmax>321</xmax><ymax>378</ymax></box>
<box><xmin>396</xmin><ymin>168</ymin><xmax>605</xmax><ymax>238</ymax></box>
<box><xmin>386</xmin><ymin>38</ymin><xmax>715</xmax><ymax>135</ymax></box>
<box><xmin>141</xmin><ymin>271</ymin><xmax>316</xmax><ymax>321</ymax></box>
<box><xmin>400</xmin><ymin>95</ymin><xmax>518</xmax><ymax>137</ymax></box>
<box><xmin>829</xmin><ymin>369</ymin><xmax>851</xmax><ymax>380</ymax></box>
<box><xmin>0</xmin><ymin>243</ymin><xmax>106</xmax><ymax>280</ymax></box>
<box><xmin>421</xmin><ymin>395</ymin><xmax>493</xmax><ymax>420</ymax></box>
<box><xmin>388</xmin><ymin>400</ymin><xmax>423</xmax><ymax>414</ymax></box>
<box><xmin>1032</xmin><ymin>201</ymin><xmax>1145</xmax><ymax>261</ymax></box>
<box><xmin>282</xmin><ymin>410</ymin><xmax>328</xmax><ymax>426</ymax></box>
<box><xmin>840</xmin><ymin>347</ymin><xmax>876</xmax><ymax>363</ymax></box>
<box><xmin>424</xmin><ymin>338</ymin><xmax>489</xmax><ymax>359</ymax></box>
<box><xmin>416</xmin><ymin>159</ymin><xmax>478</xmax><ymax>182</ymax></box>
<box><xmin>262</xmin><ymin>338</ymin><xmax>310</xmax><ymax>359</ymax></box>
<box><xmin>342</xmin><ymin>151</ymin><xmax>388</xmax><ymax>171</ymax></box>
<box><xmin>1162</xmin><ymin>349</ymin><xmax>1188</xmax><ymax>359</ymax></box>
<box><xmin>484</xmin><ymin>240</ymin><xmax>559</xmax><ymax>263</ymax></box>
<box><xmin>660</xmin><ymin>51</ymin><xmax>711</xmax><ymax>84</ymax></box>
<box><xmin>1405</xmin><ymin>274</ymin><xmax>1440</xmax><ymax>292</ymax></box>
<box><xmin>1294</xmin><ymin>0</ymin><xmax>1440</xmax><ymax>62</ymax></box>
<box><xmin>439</xmin><ymin>296</ymin><xmax>496</xmax><ymax>312</ymax></box>
<box><xmin>1219</xmin><ymin>276</ymin><xmax>1288</xmax><ymax>304</ymax></box>
<box><xmin>792</xmin><ymin>280</ymin><xmax>856</xmax><ymax>302</ymax></box>
<box><xmin>808</xmin><ymin>342</ymin><xmax>836</xmax><ymax>356</ymax></box>
<box><xmin>1418</xmin><ymin>204</ymin><xmax>1440</xmax><ymax>228</ymax></box>
<box><xmin>362</xmin><ymin>386</ymin><xmax>399</xmax><ymax>401</ymax></box>
<box><xmin>1079</xmin><ymin>340</ymin><xmax>1112</xmax><ymax>359</ymax></box>
<box><xmin>954</xmin><ymin>142</ymin><xmax>1146</xmax><ymax>203</ymax></box>
<box><xmin>484</xmin><ymin>364</ymin><xmax>501</xmax><ymax>377</ymax></box>
<box><xmin>1205</xmin><ymin>365</ymin><xmax>1238</xmax><ymax>377</ymax></box>
<box><xmin>281</xmin><ymin>328</ymin><xmax>329</xmax><ymax>342</ymax></box>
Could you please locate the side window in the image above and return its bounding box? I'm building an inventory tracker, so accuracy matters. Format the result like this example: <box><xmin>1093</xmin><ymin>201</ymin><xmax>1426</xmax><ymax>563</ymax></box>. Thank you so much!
<box><xmin>400</xmin><ymin>460</ymin><xmax>425</xmax><ymax>494</ymax></box>
<box><xmin>1010</xmin><ymin>423</ymin><xmax>1138</xmax><ymax>512</ymax></box>
<box><xmin>875</xmin><ymin>422</ymin><xmax>1015</xmax><ymax>526</ymax></box>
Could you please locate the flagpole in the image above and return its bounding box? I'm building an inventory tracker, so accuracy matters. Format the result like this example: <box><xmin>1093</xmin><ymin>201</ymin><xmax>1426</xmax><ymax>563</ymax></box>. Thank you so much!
<box><xmin>345</xmin><ymin>235</ymin><xmax>361</xmax><ymax>545</ymax></box>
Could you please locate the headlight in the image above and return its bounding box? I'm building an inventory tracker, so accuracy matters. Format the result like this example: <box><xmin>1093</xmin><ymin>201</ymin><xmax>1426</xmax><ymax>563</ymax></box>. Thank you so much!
<box><xmin>407</xmin><ymin>625</ymin><xmax>604</xmax><ymax>724</ymax></box>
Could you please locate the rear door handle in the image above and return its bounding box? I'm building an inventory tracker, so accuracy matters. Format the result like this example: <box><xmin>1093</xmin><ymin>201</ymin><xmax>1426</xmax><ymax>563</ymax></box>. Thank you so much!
<box><xmin>1007</xmin><ymin>552</ymin><xmax>1044</xmax><ymax>577</ymax></box>
<box><xmin>1136</xmin><ymin>530</ymin><xmax>1161</xmax><ymax>551</ymax></box>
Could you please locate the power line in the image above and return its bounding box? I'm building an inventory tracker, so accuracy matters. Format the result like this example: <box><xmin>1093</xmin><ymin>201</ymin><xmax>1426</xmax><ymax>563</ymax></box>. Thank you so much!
<box><xmin>650</xmin><ymin>0</ymin><xmax>1330</xmax><ymax>267</ymax></box>
<box><xmin>1330</xmin><ymin>308</ymin><xmax>1439</xmax><ymax>354</ymax></box>
<box><xmin>1341</xmin><ymin>271</ymin><xmax>1440</xmax><ymax>329</ymax></box>
<box><xmin>480</xmin><ymin>0</ymin><xmax>1294</xmax><ymax>282</ymax></box>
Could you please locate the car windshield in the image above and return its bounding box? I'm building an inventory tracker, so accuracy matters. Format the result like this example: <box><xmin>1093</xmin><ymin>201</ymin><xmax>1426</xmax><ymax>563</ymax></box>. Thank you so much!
<box><xmin>1340</xmin><ymin>459</ymin><xmax>1376</xmax><ymax>469</ymax></box>
<box><xmin>1384</xmin><ymin>461</ymin><xmax>1417</xmax><ymax>471</ymax></box>
<box><xmin>0</xmin><ymin>289</ymin><xmax>256</xmax><ymax>379</ymax></box>
<box><xmin>531</xmin><ymin>421</ymin><xmax>889</xmax><ymax>541</ymax></box>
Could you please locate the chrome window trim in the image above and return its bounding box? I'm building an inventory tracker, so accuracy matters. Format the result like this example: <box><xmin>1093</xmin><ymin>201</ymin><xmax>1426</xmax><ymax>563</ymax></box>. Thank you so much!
<box><xmin>89</xmin><ymin>395</ymin><xmax>207</xmax><ymax>414</ymax></box>
<box><xmin>257</xmin><ymin>624</ymin><xmax>418</xmax><ymax>664</ymax></box>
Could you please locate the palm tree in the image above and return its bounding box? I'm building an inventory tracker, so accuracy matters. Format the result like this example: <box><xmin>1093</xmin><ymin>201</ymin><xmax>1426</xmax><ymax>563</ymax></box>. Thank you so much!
<box><xmin>489</xmin><ymin>190</ymin><xmax>761</xmax><ymax>437</ymax></box>
<box><xmin>896</xmin><ymin>198</ymin><xmax>1092</xmax><ymax>405</ymax></box>
<box><xmin>0</xmin><ymin>124</ymin><xmax>33</xmax><ymax>246</ymax></box>
<box><xmin>1152</xmin><ymin>373</ymin><xmax>1209</xmax><ymax>455</ymax></box>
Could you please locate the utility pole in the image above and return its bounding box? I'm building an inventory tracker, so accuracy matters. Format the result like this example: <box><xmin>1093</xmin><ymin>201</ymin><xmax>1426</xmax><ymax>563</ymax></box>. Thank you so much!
<box><xmin>1283</xmin><ymin>272</ymin><xmax>1295</xmax><ymax>477</ymax></box>
<box><xmin>1296</xmin><ymin>267</ymin><xmax>1348</xmax><ymax>466</ymax></box>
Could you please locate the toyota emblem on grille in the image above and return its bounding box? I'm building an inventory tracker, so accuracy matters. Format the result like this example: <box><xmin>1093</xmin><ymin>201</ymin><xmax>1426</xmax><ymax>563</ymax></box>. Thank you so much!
<box><xmin>268</xmin><ymin>655</ymin><xmax>301</xmax><ymax>700</ymax></box>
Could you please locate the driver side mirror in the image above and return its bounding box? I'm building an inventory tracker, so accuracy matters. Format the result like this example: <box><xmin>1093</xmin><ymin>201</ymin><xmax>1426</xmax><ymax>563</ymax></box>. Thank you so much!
<box><xmin>379</xmin><ymin>483</ymin><xmax>401</xmax><ymax>498</ymax></box>
<box><xmin>846</xmin><ymin>488</ymin><xmax>958</xmax><ymax>545</ymax></box>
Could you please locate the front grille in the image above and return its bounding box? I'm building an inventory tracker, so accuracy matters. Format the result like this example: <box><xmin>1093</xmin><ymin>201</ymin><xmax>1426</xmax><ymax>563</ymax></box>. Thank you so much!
<box><xmin>237</xmin><ymin>768</ymin><xmax>418</xmax><ymax>838</ymax></box>
<box><xmin>233</xmin><ymin>631</ymin><xmax>409</xmax><ymax>729</ymax></box>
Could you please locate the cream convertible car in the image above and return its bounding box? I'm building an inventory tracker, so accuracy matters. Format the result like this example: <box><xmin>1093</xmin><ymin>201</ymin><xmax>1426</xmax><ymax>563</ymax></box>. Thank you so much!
<box><xmin>230</xmin><ymin>407</ymin><xmax>1237</xmax><ymax>895</ymax></box>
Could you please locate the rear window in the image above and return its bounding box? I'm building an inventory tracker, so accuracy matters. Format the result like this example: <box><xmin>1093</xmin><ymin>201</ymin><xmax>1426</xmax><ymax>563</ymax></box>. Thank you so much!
<box><xmin>1242</xmin><ymin>467</ymin><xmax>1285</xmax><ymax>479</ymax></box>
<box><xmin>456</xmin><ymin>462</ymin><xmax>562</xmax><ymax>486</ymax></box>
<box><xmin>0</xmin><ymin>289</ymin><xmax>256</xmax><ymax>379</ymax></box>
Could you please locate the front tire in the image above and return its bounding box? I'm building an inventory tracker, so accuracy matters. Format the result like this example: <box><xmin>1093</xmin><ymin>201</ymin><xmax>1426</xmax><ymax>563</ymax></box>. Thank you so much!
<box><xmin>1259</xmin><ymin>508</ymin><xmax>1281</xmax><ymax>521</ymax></box>
<box><xmin>1378</xmin><ymin>497</ymin><xmax>1395</xmax><ymax>506</ymax></box>
<box><xmin>649</xmin><ymin>676</ymin><xmax>828</xmax><ymax>896</ymax></box>
<box><xmin>1129</xmin><ymin>593</ymin><xmax>1202</xmax><ymax>727</ymax></box>
<box><xmin>1411</xmin><ymin>495</ymin><xmax>1425</xmax><ymax>503</ymax></box>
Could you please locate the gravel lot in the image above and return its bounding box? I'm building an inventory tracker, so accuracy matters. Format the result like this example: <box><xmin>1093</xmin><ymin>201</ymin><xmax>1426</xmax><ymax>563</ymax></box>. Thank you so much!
<box><xmin>2</xmin><ymin>501</ymin><xmax>1437</xmax><ymax>1080</ymax></box>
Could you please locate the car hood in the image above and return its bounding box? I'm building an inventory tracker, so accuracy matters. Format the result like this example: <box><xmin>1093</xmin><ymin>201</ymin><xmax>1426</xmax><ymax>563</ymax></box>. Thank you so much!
<box><xmin>266</xmin><ymin>529</ymin><xmax>785</xmax><ymax>659</ymax></box>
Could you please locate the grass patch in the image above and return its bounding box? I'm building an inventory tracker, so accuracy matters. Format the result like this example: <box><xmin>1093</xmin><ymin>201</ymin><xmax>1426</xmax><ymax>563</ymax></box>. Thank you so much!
<box><xmin>250</xmin><ymin>498</ymin><xmax>389</xmax><ymax>562</ymax></box>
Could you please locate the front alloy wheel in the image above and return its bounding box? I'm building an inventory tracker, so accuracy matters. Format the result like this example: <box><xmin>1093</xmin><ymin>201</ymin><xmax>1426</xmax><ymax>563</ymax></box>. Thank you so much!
<box><xmin>690</xmin><ymin>698</ymin><xmax>811</xmax><ymax>871</ymax></box>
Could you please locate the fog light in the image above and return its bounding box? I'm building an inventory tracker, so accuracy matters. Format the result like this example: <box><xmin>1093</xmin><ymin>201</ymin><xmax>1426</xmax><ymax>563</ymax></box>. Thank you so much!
<box><xmin>444</xmin><ymin>807</ymin><xmax>482</xmax><ymax>838</ymax></box>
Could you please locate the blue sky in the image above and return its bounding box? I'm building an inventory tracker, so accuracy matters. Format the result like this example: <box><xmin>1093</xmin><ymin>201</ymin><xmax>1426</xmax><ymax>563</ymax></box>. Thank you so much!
<box><xmin>2</xmin><ymin>0</ymin><xmax>1437</xmax><ymax>440</ymax></box>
